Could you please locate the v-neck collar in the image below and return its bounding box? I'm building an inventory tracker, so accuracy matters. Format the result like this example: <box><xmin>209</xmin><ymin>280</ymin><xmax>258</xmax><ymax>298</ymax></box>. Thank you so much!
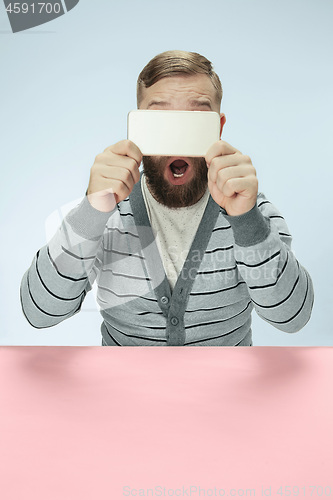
<box><xmin>129</xmin><ymin>173</ymin><xmax>220</xmax><ymax>308</ymax></box>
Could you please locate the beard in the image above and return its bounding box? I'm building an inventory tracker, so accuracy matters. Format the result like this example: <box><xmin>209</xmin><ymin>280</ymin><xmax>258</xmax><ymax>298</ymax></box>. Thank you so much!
<box><xmin>142</xmin><ymin>156</ymin><xmax>208</xmax><ymax>209</ymax></box>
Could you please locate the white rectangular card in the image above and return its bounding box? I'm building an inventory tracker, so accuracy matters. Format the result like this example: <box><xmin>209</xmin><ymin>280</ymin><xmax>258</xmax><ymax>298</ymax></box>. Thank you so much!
<box><xmin>127</xmin><ymin>110</ymin><xmax>220</xmax><ymax>156</ymax></box>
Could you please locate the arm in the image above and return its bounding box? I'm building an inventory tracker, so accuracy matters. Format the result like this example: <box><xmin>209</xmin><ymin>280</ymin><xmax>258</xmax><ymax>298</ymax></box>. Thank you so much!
<box><xmin>20</xmin><ymin>197</ymin><xmax>115</xmax><ymax>328</ymax></box>
<box><xmin>206</xmin><ymin>140</ymin><xmax>314</xmax><ymax>333</ymax></box>
<box><xmin>20</xmin><ymin>140</ymin><xmax>142</xmax><ymax>329</ymax></box>
<box><xmin>222</xmin><ymin>193</ymin><xmax>314</xmax><ymax>332</ymax></box>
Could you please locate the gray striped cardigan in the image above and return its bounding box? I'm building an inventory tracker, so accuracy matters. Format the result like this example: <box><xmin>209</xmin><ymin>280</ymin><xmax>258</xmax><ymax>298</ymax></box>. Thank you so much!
<box><xmin>20</xmin><ymin>178</ymin><xmax>314</xmax><ymax>346</ymax></box>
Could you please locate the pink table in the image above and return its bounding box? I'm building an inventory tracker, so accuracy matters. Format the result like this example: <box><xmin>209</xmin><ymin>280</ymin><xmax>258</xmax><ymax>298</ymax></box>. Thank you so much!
<box><xmin>1</xmin><ymin>346</ymin><xmax>332</xmax><ymax>499</ymax></box>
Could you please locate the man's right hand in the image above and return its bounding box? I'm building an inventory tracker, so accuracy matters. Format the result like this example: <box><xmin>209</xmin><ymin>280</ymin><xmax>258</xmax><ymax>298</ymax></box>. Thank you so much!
<box><xmin>87</xmin><ymin>140</ymin><xmax>142</xmax><ymax>212</ymax></box>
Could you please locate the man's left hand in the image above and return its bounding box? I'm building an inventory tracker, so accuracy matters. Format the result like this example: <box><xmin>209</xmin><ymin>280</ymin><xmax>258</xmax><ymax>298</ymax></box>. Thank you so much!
<box><xmin>205</xmin><ymin>141</ymin><xmax>258</xmax><ymax>216</ymax></box>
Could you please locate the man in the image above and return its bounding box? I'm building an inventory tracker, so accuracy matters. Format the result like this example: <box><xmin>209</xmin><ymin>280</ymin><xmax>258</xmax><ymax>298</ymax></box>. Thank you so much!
<box><xmin>20</xmin><ymin>50</ymin><xmax>314</xmax><ymax>346</ymax></box>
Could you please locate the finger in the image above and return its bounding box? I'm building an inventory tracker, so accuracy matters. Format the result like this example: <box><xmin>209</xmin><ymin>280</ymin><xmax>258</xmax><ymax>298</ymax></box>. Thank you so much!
<box><xmin>95</xmin><ymin>153</ymin><xmax>141</xmax><ymax>185</ymax></box>
<box><xmin>105</xmin><ymin>139</ymin><xmax>143</xmax><ymax>167</ymax></box>
<box><xmin>210</xmin><ymin>164</ymin><xmax>253</xmax><ymax>186</ymax></box>
<box><xmin>220</xmin><ymin>176</ymin><xmax>258</xmax><ymax>198</ymax></box>
<box><xmin>87</xmin><ymin>174</ymin><xmax>132</xmax><ymax>199</ymax></box>
<box><xmin>104</xmin><ymin>179</ymin><xmax>132</xmax><ymax>202</ymax></box>
<box><xmin>208</xmin><ymin>154</ymin><xmax>248</xmax><ymax>183</ymax></box>
<box><xmin>92</xmin><ymin>179</ymin><xmax>132</xmax><ymax>203</ymax></box>
<box><xmin>105</xmin><ymin>155</ymin><xmax>141</xmax><ymax>184</ymax></box>
<box><xmin>205</xmin><ymin>140</ymin><xmax>241</xmax><ymax>166</ymax></box>
<box><xmin>98</xmin><ymin>164</ymin><xmax>136</xmax><ymax>192</ymax></box>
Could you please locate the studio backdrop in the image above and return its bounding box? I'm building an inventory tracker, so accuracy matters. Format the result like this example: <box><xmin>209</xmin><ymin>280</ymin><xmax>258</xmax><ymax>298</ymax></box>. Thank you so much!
<box><xmin>1</xmin><ymin>0</ymin><xmax>332</xmax><ymax>346</ymax></box>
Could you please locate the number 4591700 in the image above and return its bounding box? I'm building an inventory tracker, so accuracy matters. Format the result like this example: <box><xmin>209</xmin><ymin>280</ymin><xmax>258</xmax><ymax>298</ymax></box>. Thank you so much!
<box><xmin>5</xmin><ymin>3</ymin><xmax>62</xmax><ymax>14</ymax></box>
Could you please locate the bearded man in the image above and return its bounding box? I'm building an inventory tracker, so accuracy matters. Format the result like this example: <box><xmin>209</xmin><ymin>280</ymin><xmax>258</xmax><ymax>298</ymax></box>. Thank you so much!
<box><xmin>21</xmin><ymin>50</ymin><xmax>314</xmax><ymax>346</ymax></box>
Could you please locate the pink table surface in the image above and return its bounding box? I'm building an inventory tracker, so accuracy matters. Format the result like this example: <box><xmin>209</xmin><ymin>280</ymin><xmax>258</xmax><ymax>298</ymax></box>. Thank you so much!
<box><xmin>0</xmin><ymin>346</ymin><xmax>332</xmax><ymax>500</ymax></box>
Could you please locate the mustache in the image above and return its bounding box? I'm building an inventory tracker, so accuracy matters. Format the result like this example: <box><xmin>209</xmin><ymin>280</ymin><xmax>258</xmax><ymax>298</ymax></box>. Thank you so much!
<box><xmin>142</xmin><ymin>156</ymin><xmax>207</xmax><ymax>171</ymax></box>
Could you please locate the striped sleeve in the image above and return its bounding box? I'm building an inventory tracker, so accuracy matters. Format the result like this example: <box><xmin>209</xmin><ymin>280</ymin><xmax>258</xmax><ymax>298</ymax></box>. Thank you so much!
<box><xmin>222</xmin><ymin>193</ymin><xmax>314</xmax><ymax>333</ymax></box>
<box><xmin>20</xmin><ymin>196</ymin><xmax>115</xmax><ymax>329</ymax></box>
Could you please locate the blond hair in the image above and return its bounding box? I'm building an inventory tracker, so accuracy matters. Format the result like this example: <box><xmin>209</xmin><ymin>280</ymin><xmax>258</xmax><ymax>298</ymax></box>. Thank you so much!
<box><xmin>137</xmin><ymin>50</ymin><xmax>223</xmax><ymax>107</ymax></box>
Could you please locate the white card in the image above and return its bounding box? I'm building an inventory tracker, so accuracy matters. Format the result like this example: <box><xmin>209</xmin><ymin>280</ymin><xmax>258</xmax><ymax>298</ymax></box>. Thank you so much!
<box><xmin>127</xmin><ymin>110</ymin><xmax>220</xmax><ymax>156</ymax></box>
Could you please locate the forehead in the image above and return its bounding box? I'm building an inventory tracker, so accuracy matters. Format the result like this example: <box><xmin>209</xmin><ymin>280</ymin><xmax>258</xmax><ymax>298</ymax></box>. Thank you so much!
<box><xmin>140</xmin><ymin>74</ymin><xmax>218</xmax><ymax>104</ymax></box>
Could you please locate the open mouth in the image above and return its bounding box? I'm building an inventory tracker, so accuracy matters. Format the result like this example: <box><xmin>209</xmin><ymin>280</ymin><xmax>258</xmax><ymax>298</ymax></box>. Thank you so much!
<box><xmin>166</xmin><ymin>157</ymin><xmax>192</xmax><ymax>186</ymax></box>
<box><xmin>169</xmin><ymin>159</ymin><xmax>189</xmax><ymax>178</ymax></box>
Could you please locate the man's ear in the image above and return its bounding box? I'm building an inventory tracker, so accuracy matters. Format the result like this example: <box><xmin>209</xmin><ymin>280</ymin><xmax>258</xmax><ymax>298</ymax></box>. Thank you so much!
<box><xmin>219</xmin><ymin>113</ymin><xmax>226</xmax><ymax>138</ymax></box>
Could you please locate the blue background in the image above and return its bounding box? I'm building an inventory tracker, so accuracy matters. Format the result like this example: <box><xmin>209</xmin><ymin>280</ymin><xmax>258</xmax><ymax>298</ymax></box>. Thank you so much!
<box><xmin>1</xmin><ymin>0</ymin><xmax>332</xmax><ymax>345</ymax></box>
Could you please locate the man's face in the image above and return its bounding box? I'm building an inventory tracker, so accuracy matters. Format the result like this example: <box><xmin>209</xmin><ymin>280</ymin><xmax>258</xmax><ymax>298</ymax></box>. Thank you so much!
<box><xmin>139</xmin><ymin>74</ymin><xmax>225</xmax><ymax>208</ymax></box>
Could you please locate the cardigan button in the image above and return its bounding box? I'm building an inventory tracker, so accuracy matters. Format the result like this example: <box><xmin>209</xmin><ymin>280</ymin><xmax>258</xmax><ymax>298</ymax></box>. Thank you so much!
<box><xmin>161</xmin><ymin>296</ymin><xmax>169</xmax><ymax>305</ymax></box>
<box><xmin>170</xmin><ymin>317</ymin><xmax>179</xmax><ymax>326</ymax></box>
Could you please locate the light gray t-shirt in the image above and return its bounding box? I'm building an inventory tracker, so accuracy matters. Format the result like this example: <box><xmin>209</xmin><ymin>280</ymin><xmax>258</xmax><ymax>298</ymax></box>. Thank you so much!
<box><xmin>141</xmin><ymin>174</ymin><xmax>210</xmax><ymax>290</ymax></box>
